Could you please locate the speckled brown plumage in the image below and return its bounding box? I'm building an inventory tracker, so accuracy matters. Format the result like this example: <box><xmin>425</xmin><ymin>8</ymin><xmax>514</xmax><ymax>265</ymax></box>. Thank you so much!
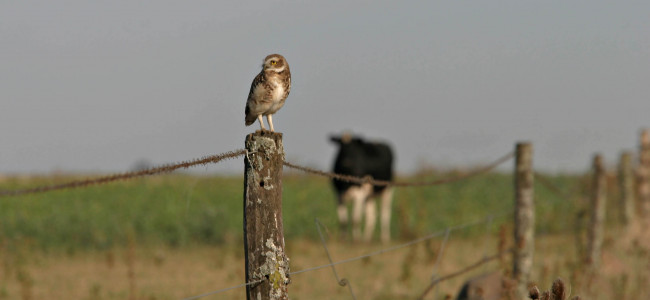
<box><xmin>244</xmin><ymin>54</ymin><xmax>291</xmax><ymax>132</ymax></box>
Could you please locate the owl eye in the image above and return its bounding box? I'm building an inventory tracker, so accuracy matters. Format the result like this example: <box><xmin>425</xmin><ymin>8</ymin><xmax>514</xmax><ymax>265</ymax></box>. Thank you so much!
<box><xmin>270</xmin><ymin>60</ymin><xmax>277</xmax><ymax>65</ymax></box>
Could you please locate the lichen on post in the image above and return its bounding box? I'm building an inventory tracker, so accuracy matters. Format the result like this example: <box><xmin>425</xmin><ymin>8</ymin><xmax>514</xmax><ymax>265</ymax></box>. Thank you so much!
<box><xmin>243</xmin><ymin>131</ymin><xmax>289</xmax><ymax>300</ymax></box>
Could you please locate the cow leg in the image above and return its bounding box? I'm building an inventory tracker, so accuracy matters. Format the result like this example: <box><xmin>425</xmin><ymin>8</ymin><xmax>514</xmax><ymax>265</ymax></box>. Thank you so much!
<box><xmin>349</xmin><ymin>184</ymin><xmax>372</xmax><ymax>242</ymax></box>
<box><xmin>380</xmin><ymin>187</ymin><xmax>394</xmax><ymax>244</ymax></box>
<box><xmin>336</xmin><ymin>194</ymin><xmax>349</xmax><ymax>231</ymax></box>
<box><xmin>363</xmin><ymin>197</ymin><xmax>377</xmax><ymax>242</ymax></box>
<box><xmin>351</xmin><ymin>190</ymin><xmax>364</xmax><ymax>242</ymax></box>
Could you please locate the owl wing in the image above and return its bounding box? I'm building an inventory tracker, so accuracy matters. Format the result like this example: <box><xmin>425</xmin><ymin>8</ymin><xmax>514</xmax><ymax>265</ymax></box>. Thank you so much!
<box><xmin>245</xmin><ymin>72</ymin><xmax>266</xmax><ymax>125</ymax></box>
<box><xmin>247</xmin><ymin>72</ymin><xmax>265</xmax><ymax>102</ymax></box>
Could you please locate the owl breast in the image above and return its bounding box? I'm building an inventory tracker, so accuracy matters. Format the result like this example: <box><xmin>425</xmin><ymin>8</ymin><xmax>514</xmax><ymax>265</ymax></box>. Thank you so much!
<box><xmin>262</xmin><ymin>79</ymin><xmax>285</xmax><ymax>114</ymax></box>
<box><xmin>270</xmin><ymin>80</ymin><xmax>286</xmax><ymax>101</ymax></box>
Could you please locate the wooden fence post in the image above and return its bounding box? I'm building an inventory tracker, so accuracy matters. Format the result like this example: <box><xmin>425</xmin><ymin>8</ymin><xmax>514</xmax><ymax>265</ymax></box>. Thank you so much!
<box><xmin>513</xmin><ymin>142</ymin><xmax>534</xmax><ymax>299</ymax></box>
<box><xmin>586</xmin><ymin>154</ymin><xmax>606</xmax><ymax>269</ymax></box>
<box><xmin>619</xmin><ymin>152</ymin><xmax>634</xmax><ymax>226</ymax></box>
<box><xmin>243</xmin><ymin>131</ymin><xmax>289</xmax><ymax>300</ymax></box>
<box><xmin>638</xmin><ymin>129</ymin><xmax>650</xmax><ymax>218</ymax></box>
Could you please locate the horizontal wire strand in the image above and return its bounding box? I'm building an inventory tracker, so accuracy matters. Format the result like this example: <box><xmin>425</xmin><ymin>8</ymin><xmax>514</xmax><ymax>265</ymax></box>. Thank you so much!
<box><xmin>0</xmin><ymin>149</ymin><xmax>246</xmax><ymax>197</ymax></box>
<box><xmin>0</xmin><ymin>150</ymin><xmax>513</xmax><ymax>196</ymax></box>
<box><xmin>283</xmin><ymin>151</ymin><xmax>514</xmax><ymax>187</ymax></box>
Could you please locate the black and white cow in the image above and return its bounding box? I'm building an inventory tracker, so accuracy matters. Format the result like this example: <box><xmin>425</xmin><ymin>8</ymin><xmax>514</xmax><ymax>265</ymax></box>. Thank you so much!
<box><xmin>330</xmin><ymin>134</ymin><xmax>394</xmax><ymax>243</ymax></box>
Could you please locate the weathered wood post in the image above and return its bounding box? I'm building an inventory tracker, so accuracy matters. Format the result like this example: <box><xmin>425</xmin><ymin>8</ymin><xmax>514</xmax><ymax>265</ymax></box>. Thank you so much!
<box><xmin>513</xmin><ymin>142</ymin><xmax>534</xmax><ymax>299</ymax></box>
<box><xmin>619</xmin><ymin>151</ymin><xmax>634</xmax><ymax>226</ymax></box>
<box><xmin>638</xmin><ymin>129</ymin><xmax>650</xmax><ymax>218</ymax></box>
<box><xmin>586</xmin><ymin>154</ymin><xmax>606</xmax><ymax>268</ymax></box>
<box><xmin>243</xmin><ymin>131</ymin><xmax>289</xmax><ymax>300</ymax></box>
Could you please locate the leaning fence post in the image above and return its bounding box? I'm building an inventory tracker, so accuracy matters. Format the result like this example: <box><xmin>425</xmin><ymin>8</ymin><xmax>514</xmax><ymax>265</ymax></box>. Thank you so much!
<box><xmin>586</xmin><ymin>154</ymin><xmax>606</xmax><ymax>269</ymax></box>
<box><xmin>619</xmin><ymin>152</ymin><xmax>634</xmax><ymax>226</ymax></box>
<box><xmin>513</xmin><ymin>142</ymin><xmax>534</xmax><ymax>300</ymax></box>
<box><xmin>638</xmin><ymin>129</ymin><xmax>650</xmax><ymax>218</ymax></box>
<box><xmin>243</xmin><ymin>131</ymin><xmax>289</xmax><ymax>300</ymax></box>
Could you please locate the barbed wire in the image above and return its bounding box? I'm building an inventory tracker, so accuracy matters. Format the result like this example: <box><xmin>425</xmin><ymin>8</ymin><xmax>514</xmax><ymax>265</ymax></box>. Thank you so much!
<box><xmin>0</xmin><ymin>149</ymin><xmax>512</xmax><ymax>197</ymax></box>
<box><xmin>0</xmin><ymin>149</ymin><xmax>246</xmax><ymax>197</ymax></box>
<box><xmin>283</xmin><ymin>151</ymin><xmax>514</xmax><ymax>187</ymax></box>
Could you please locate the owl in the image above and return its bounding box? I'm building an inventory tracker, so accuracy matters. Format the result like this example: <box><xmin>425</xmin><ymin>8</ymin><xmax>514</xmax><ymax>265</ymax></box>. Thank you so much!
<box><xmin>244</xmin><ymin>54</ymin><xmax>292</xmax><ymax>132</ymax></box>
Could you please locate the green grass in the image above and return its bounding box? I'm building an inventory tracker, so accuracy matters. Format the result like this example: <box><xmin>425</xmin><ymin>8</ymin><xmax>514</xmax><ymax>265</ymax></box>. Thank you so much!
<box><xmin>0</xmin><ymin>171</ymin><xmax>589</xmax><ymax>252</ymax></box>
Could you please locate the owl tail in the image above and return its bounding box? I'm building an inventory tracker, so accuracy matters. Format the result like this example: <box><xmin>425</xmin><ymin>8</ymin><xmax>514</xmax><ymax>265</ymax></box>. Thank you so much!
<box><xmin>245</xmin><ymin>115</ymin><xmax>257</xmax><ymax>126</ymax></box>
<box><xmin>245</xmin><ymin>106</ymin><xmax>257</xmax><ymax>126</ymax></box>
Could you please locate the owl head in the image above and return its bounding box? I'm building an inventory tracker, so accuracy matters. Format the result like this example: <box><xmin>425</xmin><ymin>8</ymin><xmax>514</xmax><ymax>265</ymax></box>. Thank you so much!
<box><xmin>262</xmin><ymin>54</ymin><xmax>288</xmax><ymax>72</ymax></box>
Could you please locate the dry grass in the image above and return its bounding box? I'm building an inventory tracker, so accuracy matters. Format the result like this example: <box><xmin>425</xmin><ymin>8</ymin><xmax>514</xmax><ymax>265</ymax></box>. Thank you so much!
<box><xmin>531</xmin><ymin>220</ymin><xmax>650</xmax><ymax>300</ymax></box>
<box><xmin>0</xmin><ymin>236</ymin><xmax>502</xmax><ymax>300</ymax></box>
<box><xmin>1</xmin><ymin>219</ymin><xmax>649</xmax><ymax>300</ymax></box>
<box><xmin>1</xmin><ymin>228</ymin><xmax>646</xmax><ymax>300</ymax></box>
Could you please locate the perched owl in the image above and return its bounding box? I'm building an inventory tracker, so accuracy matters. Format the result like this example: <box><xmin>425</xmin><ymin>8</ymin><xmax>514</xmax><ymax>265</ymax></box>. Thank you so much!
<box><xmin>244</xmin><ymin>54</ymin><xmax>292</xmax><ymax>132</ymax></box>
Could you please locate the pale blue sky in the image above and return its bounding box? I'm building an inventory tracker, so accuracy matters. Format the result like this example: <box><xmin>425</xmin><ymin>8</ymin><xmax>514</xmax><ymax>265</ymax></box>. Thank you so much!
<box><xmin>1</xmin><ymin>1</ymin><xmax>649</xmax><ymax>174</ymax></box>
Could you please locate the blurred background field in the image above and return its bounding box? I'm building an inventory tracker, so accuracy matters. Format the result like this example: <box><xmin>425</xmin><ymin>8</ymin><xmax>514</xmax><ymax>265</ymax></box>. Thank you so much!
<box><xmin>0</xmin><ymin>171</ymin><xmax>584</xmax><ymax>252</ymax></box>
<box><xmin>1</xmin><ymin>170</ymin><xmax>648</xmax><ymax>299</ymax></box>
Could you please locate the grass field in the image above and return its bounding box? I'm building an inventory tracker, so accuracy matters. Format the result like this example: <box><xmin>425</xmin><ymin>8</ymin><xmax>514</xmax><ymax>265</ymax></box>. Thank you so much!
<box><xmin>0</xmin><ymin>171</ymin><xmax>648</xmax><ymax>299</ymax></box>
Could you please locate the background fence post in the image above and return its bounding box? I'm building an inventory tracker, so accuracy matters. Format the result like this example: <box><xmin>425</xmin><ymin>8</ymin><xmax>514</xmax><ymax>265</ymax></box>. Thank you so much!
<box><xmin>513</xmin><ymin>142</ymin><xmax>534</xmax><ymax>300</ymax></box>
<box><xmin>638</xmin><ymin>129</ymin><xmax>650</xmax><ymax>218</ymax></box>
<box><xmin>619</xmin><ymin>151</ymin><xmax>634</xmax><ymax>226</ymax></box>
<box><xmin>586</xmin><ymin>154</ymin><xmax>606</xmax><ymax>269</ymax></box>
<box><xmin>243</xmin><ymin>131</ymin><xmax>289</xmax><ymax>300</ymax></box>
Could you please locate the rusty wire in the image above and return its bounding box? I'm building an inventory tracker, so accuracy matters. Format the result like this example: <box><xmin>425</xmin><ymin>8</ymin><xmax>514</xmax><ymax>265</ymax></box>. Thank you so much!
<box><xmin>0</xmin><ymin>149</ymin><xmax>512</xmax><ymax>196</ymax></box>
<box><xmin>283</xmin><ymin>151</ymin><xmax>514</xmax><ymax>187</ymax></box>
<box><xmin>0</xmin><ymin>149</ymin><xmax>246</xmax><ymax>197</ymax></box>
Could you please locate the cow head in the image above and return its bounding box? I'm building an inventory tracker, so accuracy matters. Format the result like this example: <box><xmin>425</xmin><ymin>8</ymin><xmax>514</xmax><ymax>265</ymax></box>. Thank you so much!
<box><xmin>330</xmin><ymin>133</ymin><xmax>362</xmax><ymax>145</ymax></box>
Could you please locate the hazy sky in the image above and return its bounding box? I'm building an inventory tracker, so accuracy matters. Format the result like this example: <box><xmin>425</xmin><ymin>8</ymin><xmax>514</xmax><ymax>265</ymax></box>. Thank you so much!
<box><xmin>1</xmin><ymin>1</ymin><xmax>649</xmax><ymax>175</ymax></box>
